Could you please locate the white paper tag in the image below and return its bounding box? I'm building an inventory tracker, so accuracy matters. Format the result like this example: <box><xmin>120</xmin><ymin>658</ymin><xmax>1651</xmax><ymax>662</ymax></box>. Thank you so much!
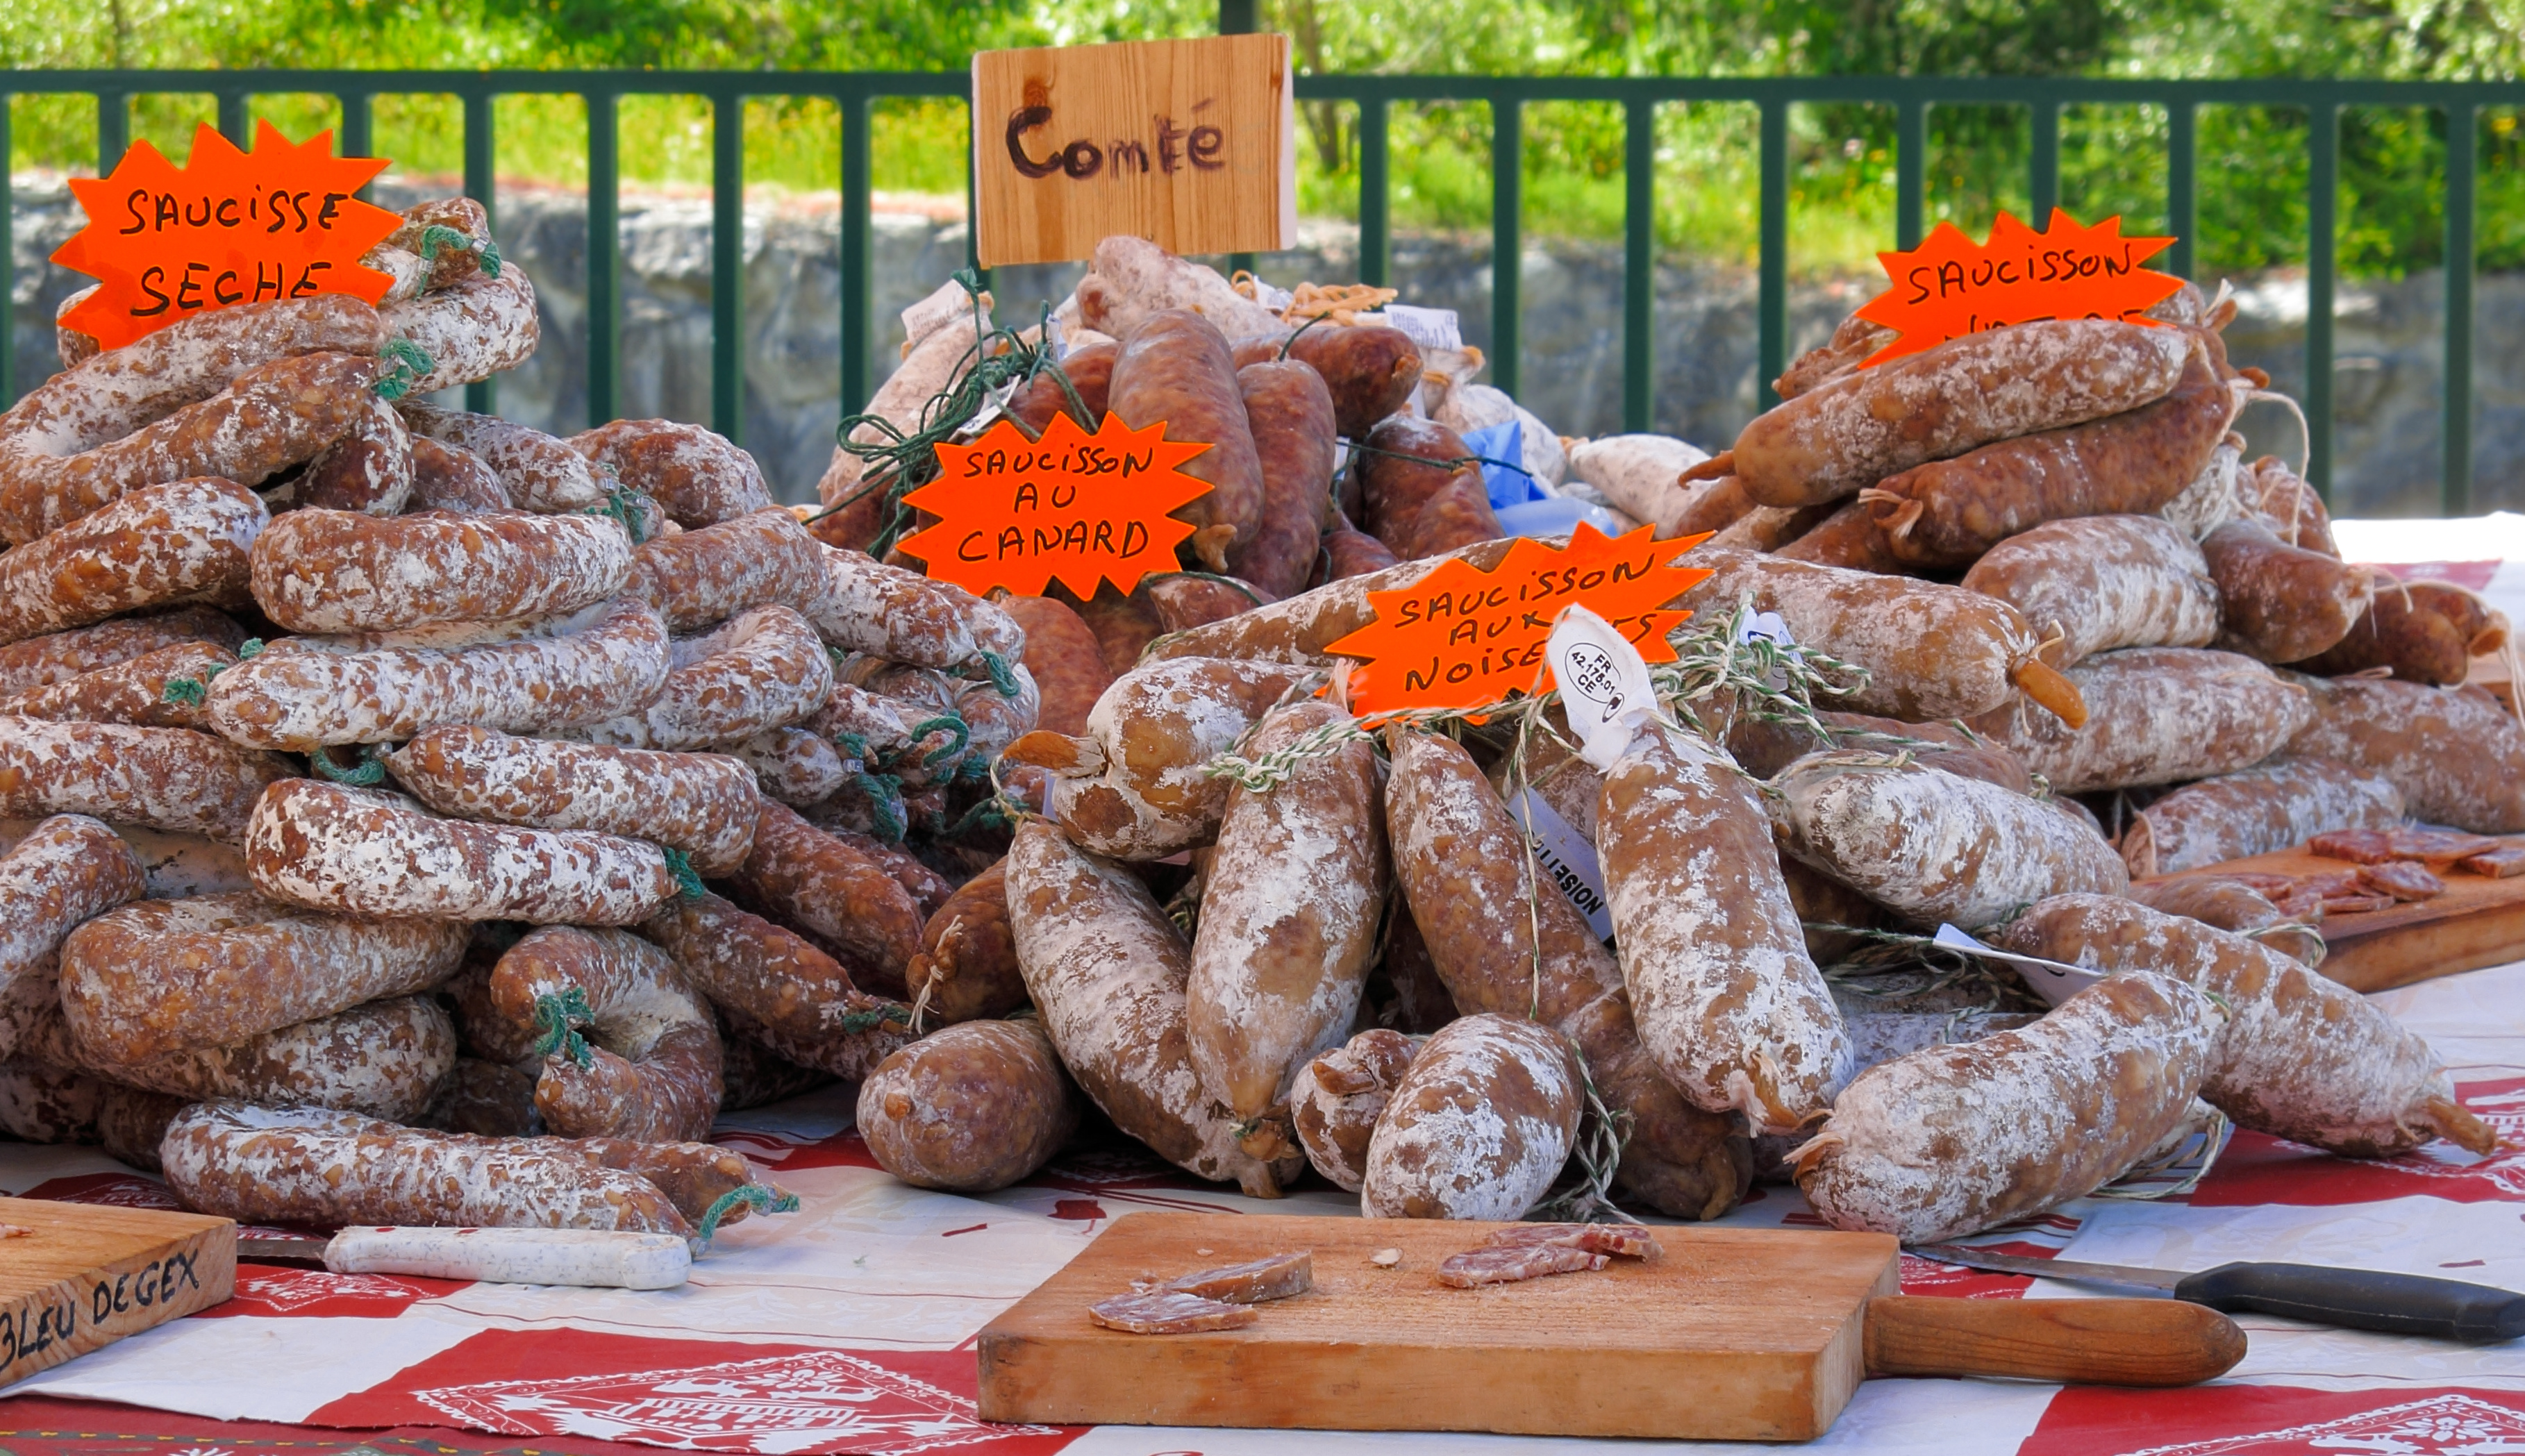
<box><xmin>1504</xmin><ymin>787</ymin><xmax>1615</xmax><ymax>940</ymax></box>
<box><xmin>1547</xmin><ymin>605</ymin><xmax>1664</xmax><ymax>774</ymax></box>
<box><xmin>1249</xmin><ymin>278</ymin><xmax>1297</xmax><ymax>312</ymax></box>
<box><xmin>1735</xmin><ymin>610</ymin><xmax>1796</xmax><ymax>650</ymax></box>
<box><xmin>1931</xmin><ymin>923</ymin><xmax>2101</xmax><ymax>1008</ymax></box>
<box><xmin>1379</xmin><ymin>303</ymin><xmax>1462</xmax><ymax>353</ymax></box>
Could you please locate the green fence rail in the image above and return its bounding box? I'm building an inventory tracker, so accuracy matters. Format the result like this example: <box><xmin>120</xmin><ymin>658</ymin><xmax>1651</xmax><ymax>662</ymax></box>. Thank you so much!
<box><xmin>3</xmin><ymin>69</ymin><xmax>2521</xmax><ymax>510</ymax></box>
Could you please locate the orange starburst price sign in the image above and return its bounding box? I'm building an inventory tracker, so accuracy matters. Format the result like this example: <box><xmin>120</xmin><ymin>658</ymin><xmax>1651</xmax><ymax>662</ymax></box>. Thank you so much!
<box><xmin>1852</xmin><ymin>208</ymin><xmax>2183</xmax><ymax>369</ymax></box>
<box><xmin>899</xmin><ymin>412</ymin><xmax>1212</xmax><ymax>598</ymax></box>
<box><xmin>56</xmin><ymin>121</ymin><xmax>402</xmax><ymax>351</ymax></box>
<box><xmin>1324</xmin><ymin>521</ymin><xmax>1712</xmax><ymax>718</ymax></box>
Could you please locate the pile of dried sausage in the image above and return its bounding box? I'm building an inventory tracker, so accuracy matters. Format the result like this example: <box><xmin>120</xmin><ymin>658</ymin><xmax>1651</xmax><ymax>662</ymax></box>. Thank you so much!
<box><xmin>8</xmin><ymin>226</ymin><xmax>2506</xmax><ymax>1255</ymax></box>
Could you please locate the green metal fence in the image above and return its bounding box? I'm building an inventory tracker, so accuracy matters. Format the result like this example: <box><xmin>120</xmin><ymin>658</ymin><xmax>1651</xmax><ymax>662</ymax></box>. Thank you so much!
<box><xmin>5</xmin><ymin>70</ymin><xmax>2521</xmax><ymax>510</ymax></box>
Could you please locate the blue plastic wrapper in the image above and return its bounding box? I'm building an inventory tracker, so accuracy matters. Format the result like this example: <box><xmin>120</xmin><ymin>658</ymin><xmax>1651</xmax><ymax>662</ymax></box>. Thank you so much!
<box><xmin>1462</xmin><ymin>418</ymin><xmax>1544</xmax><ymax>510</ymax></box>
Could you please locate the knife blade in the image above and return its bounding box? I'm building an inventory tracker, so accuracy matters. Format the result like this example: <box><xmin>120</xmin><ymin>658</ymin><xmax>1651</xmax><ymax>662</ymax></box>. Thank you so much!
<box><xmin>1915</xmin><ymin>1244</ymin><xmax>2525</xmax><ymax>1344</ymax></box>
<box><xmin>237</xmin><ymin>1226</ymin><xmax>690</xmax><ymax>1289</ymax></box>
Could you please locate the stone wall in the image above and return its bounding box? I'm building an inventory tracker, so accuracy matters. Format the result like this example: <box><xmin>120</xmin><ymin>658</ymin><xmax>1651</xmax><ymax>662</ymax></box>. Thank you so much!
<box><xmin>10</xmin><ymin>173</ymin><xmax>2515</xmax><ymax>517</ymax></box>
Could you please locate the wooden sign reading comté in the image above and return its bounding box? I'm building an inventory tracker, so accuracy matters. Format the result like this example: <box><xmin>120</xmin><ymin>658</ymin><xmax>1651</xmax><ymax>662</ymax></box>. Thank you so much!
<box><xmin>972</xmin><ymin>34</ymin><xmax>1296</xmax><ymax>267</ymax></box>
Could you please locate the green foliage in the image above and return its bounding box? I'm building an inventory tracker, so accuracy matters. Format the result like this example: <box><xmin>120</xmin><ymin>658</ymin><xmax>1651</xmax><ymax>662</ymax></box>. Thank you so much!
<box><xmin>0</xmin><ymin>0</ymin><xmax>2517</xmax><ymax>276</ymax></box>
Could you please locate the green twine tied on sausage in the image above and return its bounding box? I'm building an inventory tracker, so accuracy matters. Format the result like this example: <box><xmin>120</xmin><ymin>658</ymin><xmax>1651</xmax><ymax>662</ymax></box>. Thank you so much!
<box><xmin>417</xmin><ymin>224</ymin><xmax>502</xmax><ymax>278</ymax></box>
<box><xmin>660</xmin><ymin>846</ymin><xmax>706</xmax><ymax>900</ymax></box>
<box><xmin>308</xmin><ymin>744</ymin><xmax>386</xmax><ymax>787</ymax></box>
<box><xmin>976</xmin><ymin>649</ymin><xmax>1021</xmax><ymax>698</ymax></box>
<box><xmin>831</xmin><ymin>731</ymin><xmax>869</xmax><ymax>764</ymax></box>
<box><xmin>371</xmin><ymin>337</ymin><xmax>437</xmax><ymax>401</ymax></box>
<box><xmin>161</xmin><ymin>676</ymin><xmax>208</xmax><ymax>707</ymax></box>
<box><xmin>580</xmin><ymin>490</ymin><xmax>655</xmax><ymax>545</ymax></box>
<box><xmin>531</xmin><ymin>987</ymin><xmax>597</xmax><ymax>1069</ymax></box>
<box><xmin>852</xmin><ymin>771</ymin><xmax>907</xmax><ymax>844</ymax></box>
<box><xmin>838</xmin><ymin>1000</ymin><xmax>913</xmax><ymax>1036</ymax></box>
<box><xmin>694</xmin><ymin>1182</ymin><xmax>801</xmax><ymax>1246</ymax></box>
<box><xmin>237</xmin><ymin>638</ymin><xmax>265</xmax><ymax>660</ymax></box>
<box><xmin>905</xmin><ymin>714</ymin><xmax>968</xmax><ymax>769</ymax></box>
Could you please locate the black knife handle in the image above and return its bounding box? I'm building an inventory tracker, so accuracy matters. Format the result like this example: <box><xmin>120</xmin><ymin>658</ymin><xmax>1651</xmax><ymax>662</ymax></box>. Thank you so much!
<box><xmin>2174</xmin><ymin>1262</ymin><xmax>2525</xmax><ymax>1344</ymax></box>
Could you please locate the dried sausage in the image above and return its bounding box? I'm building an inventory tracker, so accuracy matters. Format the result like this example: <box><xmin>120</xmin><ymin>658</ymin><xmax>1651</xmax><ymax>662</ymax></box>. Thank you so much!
<box><xmin>0</xmin><ymin>718</ymin><xmax>289</xmax><ymax>843</ymax></box>
<box><xmin>1358</xmin><ymin>415</ymin><xmax>1503</xmax><ymax>561</ymax></box>
<box><xmin>1733</xmin><ymin>319</ymin><xmax>2194</xmax><ymax>508</ymax></box>
<box><xmin>244</xmin><ymin>778</ymin><xmax>681</xmax><ymax>925</ymax></box>
<box><xmin>1230</xmin><ymin>360</ymin><xmax>1338</xmax><ymax>599</ymax></box>
<box><xmin>1232</xmin><ymin>324</ymin><xmax>1422</xmax><ymax>438</ymax></box>
<box><xmin>0</xmin><ymin>815</ymin><xmax>147</xmax><ymax>1060</ymax></box>
<box><xmin>1599</xmin><ymin>721</ymin><xmax>1852</xmax><ymax>1132</ymax></box>
<box><xmin>408</xmin><ymin>435</ymin><xmax>512</xmax><ymax>514</ymax></box>
<box><xmin>1675</xmin><ymin>547</ymin><xmax>2082</xmax><ymax>725</ymax></box>
<box><xmin>2124</xmin><ymin>876</ymin><xmax>2326</xmax><ymax>967</ymax></box>
<box><xmin>1006</xmin><ymin>342</ymin><xmax>1116</xmax><ymax>437</ymax></box>
<box><xmin>60</xmin><ymin>889</ymin><xmax>466</xmax><ymax>1063</ymax></box>
<box><xmin>2121</xmin><ymin>757</ymin><xmax>2406</xmax><ymax>878</ymax></box>
<box><xmin>90</xmin><ymin>994</ymin><xmax>456</xmax><ymax>1123</ymax></box>
<box><xmin>1109</xmin><ymin>310</ymin><xmax>1268</xmax><ymax>571</ymax></box>
<box><xmin>300</xmin><ymin>393</ymin><xmax>415</xmax><ymax>516</ymax></box>
<box><xmin>856</xmin><ymin>1017</ymin><xmax>1076</xmax><ymax>1192</ymax></box>
<box><xmin>1967</xmin><ymin>648</ymin><xmax>2312</xmax><ymax>794</ymax></box>
<box><xmin>379</xmin><ymin>264</ymin><xmax>541</xmax><ymax>396</ymax></box>
<box><xmin>1388</xmin><ymin>728</ymin><xmax>1749</xmax><ymax>1218</ymax></box>
<box><xmin>2294</xmin><ymin>580</ymin><xmax>2501</xmax><ymax>687</ymax></box>
<box><xmin>1288</xmin><ymin>1027</ymin><xmax>1421</xmax><ymax>1193</ymax></box>
<box><xmin>1995</xmin><ymin>894</ymin><xmax>2496</xmax><ymax>1157</ymax></box>
<box><xmin>1006</xmin><ymin>819</ymin><xmax>1297</xmax><ymax>1196</ymax></box>
<box><xmin>206</xmin><ymin>594</ymin><xmax>671</xmax><ymax>750</ymax></box>
<box><xmin>904</xmin><ymin>859</ymin><xmax>1027</xmax><ymax>1026</ymax></box>
<box><xmin>641</xmin><ymin>891</ymin><xmax>913</xmax><ymax>1080</ymax></box>
<box><xmin>569</xmin><ymin>418</ymin><xmax>773</xmax><ymax>528</ymax></box>
<box><xmin>1361</xmin><ymin>1013</ymin><xmax>1580</xmax><ymax>1221</ymax></box>
<box><xmin>1958</xmin><ymin>515</ymin><xmax>2222</xmax><ymax>668</ymax></box>
<box><xmin>161</xmin><ymin>1101</ymin><xmax>694</xmax><ymax>1237</ymax></box>
<box><xmin>0</xmin><ymin>608</ymin><xmax>244</xmax><ymax>697</ymax></box>
<box><xmin>2201</xmin><ymin>518</ymin><xmax>2374</xmax><ymax>664</ymax></box>
<box><xmin>383</xmin><ymin>725</ymin><xmax>759</xmax><ymax>878</ymax></box>
<box><xmin>0</xmin><ymin>642</ymin><xmax>235</xmax><ymax>730</ymax></box>
<box><xmin>1769</xmin><ymin>751</ymin><xmax>2128</xmax><ymax>929</ymax></box>
<box><xmin>727</xmin><ymin>799</ymin><xmax>925</xmax><ymax>996</ymax></box>
<box><xmin>249</xmin><ymin>508</ymin><xmax>633</xmax><ymax>635</ymax></box>
<box><xmin>488</xmin><ymin>926</ymin><xmax>722</xmax><ymax>1143</ymax></box>
<box><xmin>399</xmin><ymin>401</ymin><xmax>606</xmax><ymax>513</ymax></box>
<box><xmin>576</xmin><ymin>605</ymin><xmax>833</xmax><ymax>752</ymax></box>
<box><xmin>1864</xmin><ymin>340</ymin><xmax>2241</xmax><ymax>567</ymax></box>
<box><xmin>0</xmin><ymin>478</ymin><xmax>266</xmax><ymax>646</ymax></box>
<box><xmin>631</xmin><ymin>508</ymin><xmax>825</xmax><ymax>633</ymax></box>
<box><xmin>997</xmin><ymin>595</ymin><xmax>1111</xmax><ymax>738</ymax></box>
<box><xmin>1187</xmin><ymin>700</ymin><xmax>1387</xmax><ymax>1132</ymax></box>
<box><xmin>1792</xmin><ymin>971</ymin><xmax>2223</xmax><ymax>1243</ymax></box>
<box><xmin>1000</xmin><ymin>655</ymin><xmax>1315</xmax><ymax>860</ymax></box>
<box><xmin>804</xmin><ymin>544</ymin><xmax>1008</xmax><ymax>671</ymax></box>
<box><xmin>2281</xmin><ymin>673</ymin><xmax>2525</xmax><ymax>832</ymax></box>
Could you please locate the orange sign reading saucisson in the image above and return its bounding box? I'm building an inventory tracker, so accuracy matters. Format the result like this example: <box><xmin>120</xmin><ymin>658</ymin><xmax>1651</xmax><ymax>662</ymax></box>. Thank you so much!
<box><xmin>899</xmin><ymin>412</ymin><xmax>1212</xmax><ymax>598</ymax></box>
<box><xmin>56</xmin><ymin>121</ymin><xmax>402</xmax><ymax>351</ymax></box>
<box><xmin>1324</xmin><ymin>522</ymin><xmax>1711</xmax><ymax>718</ymax></box>
<box><xmin>1852</xmin><ymin>209</ymin><xmax>2182</xmax><ymax>368</ymax></box>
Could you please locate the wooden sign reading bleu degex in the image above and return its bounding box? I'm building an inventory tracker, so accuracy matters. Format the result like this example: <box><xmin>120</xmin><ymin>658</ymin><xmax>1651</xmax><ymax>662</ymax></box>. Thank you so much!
<box><xmin>972</xmin><ymin>33</ymin><xmax>1297</xmax><ymax>267</ymax></box>
<box><xmin>0</xmin><ymin>1196</ymin><xmax>236</xmax><ymax>1385</ymax></box>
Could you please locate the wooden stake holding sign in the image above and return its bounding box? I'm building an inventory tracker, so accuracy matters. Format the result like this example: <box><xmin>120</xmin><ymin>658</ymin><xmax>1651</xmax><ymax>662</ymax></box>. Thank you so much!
<box><xmin>0</xmin><ymin>1197</ymin><xmax>235</xmax><ymax>1387</ymax></box>
<box><xmin>972</xmin><ymin>34</ymin><xmax>1297</xmax><ymax>267</ymax></box>
<box><xmin>977</xmin><ymin>1213</ymin><xmax>2242</xmax><ymax>1440</ymax></box>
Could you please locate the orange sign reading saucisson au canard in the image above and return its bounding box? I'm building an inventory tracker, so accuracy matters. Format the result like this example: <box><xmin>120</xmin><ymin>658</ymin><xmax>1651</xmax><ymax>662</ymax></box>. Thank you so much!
<box><xmin>899</xmin><ymin>412</ymin><xmax>1212</xmax><ymax>599</ymax></box>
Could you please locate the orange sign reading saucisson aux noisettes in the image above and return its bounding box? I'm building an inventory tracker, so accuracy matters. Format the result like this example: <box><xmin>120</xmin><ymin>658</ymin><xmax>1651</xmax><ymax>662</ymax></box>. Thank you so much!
<box><xmin>1324</xmin><ymin>522</ymin><xmax>1710</xmax><ymax>718</ymax></box>
<box><xmin>899</xmin><ymin>412</ymin><xmax>1212</xmax><ymax>599</ymax></box>
<box><xmin>1852</xmin><ymin>209</ymin><xmax>2183</xmax><ymax>368</ymax></box>
<box><xmin>57</xmin><ymin>121</ymin><xmax>402</xmax><ymax>351</ymax></box>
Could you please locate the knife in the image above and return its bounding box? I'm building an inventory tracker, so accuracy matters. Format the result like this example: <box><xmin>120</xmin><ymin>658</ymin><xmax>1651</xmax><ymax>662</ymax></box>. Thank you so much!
<box><xmin>1916</xmin><ymin>1244</ymin><xmax>2525</xmax><ymax>1344</ymax></box>
<box><xmin>238</xmin><ymin>1226</ymin><xmax>690</xmax><ymax>1289</ymax></box>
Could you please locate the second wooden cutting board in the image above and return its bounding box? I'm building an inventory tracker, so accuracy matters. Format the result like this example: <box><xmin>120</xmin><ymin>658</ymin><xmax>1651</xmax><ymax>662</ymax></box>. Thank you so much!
<box><xmin>977</xmin><ymin>1212</ymin><xmax>2240</xmax><ymax>1441</ymax></box>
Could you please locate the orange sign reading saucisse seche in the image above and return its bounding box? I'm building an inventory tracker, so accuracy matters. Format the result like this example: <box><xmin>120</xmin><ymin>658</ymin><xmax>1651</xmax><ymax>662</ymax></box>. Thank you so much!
<box><xmin>56</xmin><ymin>121</ymin><xmax>403</xmax><ymax>351</ymax></box>
<box><xmin>1851</xmin><ymin>209</ymin><xmax>2183</xmax><ymax>368</ymax></box>
<box><xmin>1324</xmin><ymin>523</ymin><xmax>1711</xmax><ymax>718</ymax></box>
<box><xmin>898</xmin><ymin>412</ymin><xmax>1213</xmax><ymax>599</ymax></box>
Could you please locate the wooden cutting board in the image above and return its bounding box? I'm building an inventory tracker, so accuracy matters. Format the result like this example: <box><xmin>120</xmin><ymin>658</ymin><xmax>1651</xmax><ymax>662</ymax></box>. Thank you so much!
<box><xmin>977</xmin><ymin>1212</ymin><xmax>1899</xmax><ymax>1441</ymax></box>
<box><xmin>0</xmin><ymin>1196</ymin><xmax>235</xmax><ymax>1387</ymax></box>
<box><xmin>2145</xmin><ymin>844</ymin><xmax>2525</xmax><ymax>992</ymax></box>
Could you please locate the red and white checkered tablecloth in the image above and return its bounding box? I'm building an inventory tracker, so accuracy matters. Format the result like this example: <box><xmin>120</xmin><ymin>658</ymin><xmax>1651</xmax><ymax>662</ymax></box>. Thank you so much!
<box><xmin>1</xmin><ymin>956</ymin><xmax>2519</xmax><ymax>1456</ymax></box>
